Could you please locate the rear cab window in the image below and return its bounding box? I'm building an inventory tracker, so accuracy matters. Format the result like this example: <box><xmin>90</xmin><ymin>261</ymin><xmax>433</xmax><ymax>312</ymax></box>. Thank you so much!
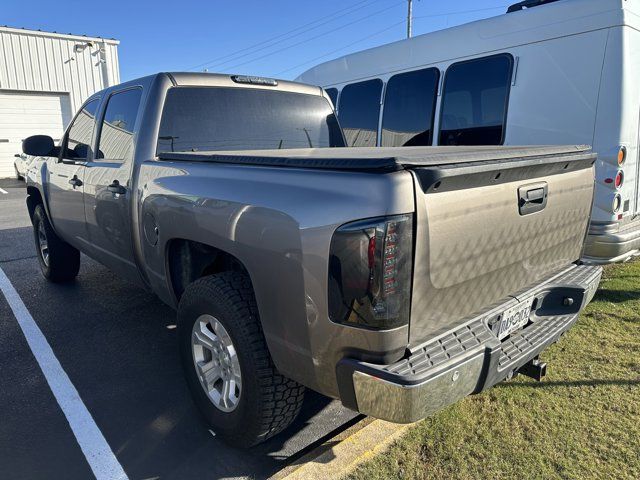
<box><xmin>439</xmin><ymin>54</ymin><xmax>513</xmax><ymax>146</ymax></box>
<box><xmin>157</xmin><ymin>87</ymin><xmax>344</xmax><ymax>153</ymax></box>
<box><xmin>337</xmin><ymin>79</ymin><xmax>383</xmax><ymax>147</ymax></box>
<box><xmin>381</xmin><ymin>68</ymin><xmax>440</xmax><ymax>147</ymax></box>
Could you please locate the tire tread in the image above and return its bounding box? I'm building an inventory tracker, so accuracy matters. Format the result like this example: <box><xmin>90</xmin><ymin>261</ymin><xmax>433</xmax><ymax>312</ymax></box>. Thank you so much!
<box><xmin>33</xmin><ymin>204</ymin><xmax>80</xmax><ymax>282</ymax></box>
<box><xmin>179</xmin><ymin>272</ymin><xmax>305</xmax><ymax>447</ymax></box>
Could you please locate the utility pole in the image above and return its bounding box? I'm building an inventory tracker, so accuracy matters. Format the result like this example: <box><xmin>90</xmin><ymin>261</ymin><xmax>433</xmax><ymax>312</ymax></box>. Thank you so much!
<box><xmin>407</xmin><ymin>0</ymin><xmax>413</xmax><ymax>39</ymax></box>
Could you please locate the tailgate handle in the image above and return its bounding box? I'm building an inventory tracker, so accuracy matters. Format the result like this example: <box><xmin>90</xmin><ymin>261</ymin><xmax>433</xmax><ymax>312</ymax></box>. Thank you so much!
<box><xmin>518</xmin><ymin>183</ymin><xmax>548</xmax><ymax>215</ymax></box>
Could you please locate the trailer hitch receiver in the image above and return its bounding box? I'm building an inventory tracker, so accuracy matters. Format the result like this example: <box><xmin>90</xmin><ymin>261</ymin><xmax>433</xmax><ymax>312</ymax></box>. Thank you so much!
<box><xmin>518</xmin><ymin>357</ymin><xmax>547</xmax><ymax>381</ymax></box>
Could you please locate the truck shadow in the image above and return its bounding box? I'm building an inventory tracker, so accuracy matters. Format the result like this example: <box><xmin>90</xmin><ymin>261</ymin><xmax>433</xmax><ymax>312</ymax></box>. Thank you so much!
<box><xmin>0</xmin><ymin>225</ymin><xmax>357</xmax><ymax>480</ymax></box>
<box><xmin>496</xmin><ymin>378</ymin><xmax>640</xmax><ymax>389</ymax></box>
<box><xmin>592</xmin><ymin>288</ymin><xmax>640</xmax><ymax>304</ymax></box>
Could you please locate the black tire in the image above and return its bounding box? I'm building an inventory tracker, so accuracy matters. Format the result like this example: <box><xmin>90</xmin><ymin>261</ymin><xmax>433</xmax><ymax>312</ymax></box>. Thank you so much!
<box><xmin>15</xmin><ymin>165</ymin><xmax>22</xmax><ymax>181</ymax></box>
<box><xmin>178</xmin><ymin>272</ymin><xmax>305</xmax><ymax>448</ymax></box>
<box><xmin>32</xmin><ymin>204</ymin><xmax>80</xmax><ymax>282</ymax></box>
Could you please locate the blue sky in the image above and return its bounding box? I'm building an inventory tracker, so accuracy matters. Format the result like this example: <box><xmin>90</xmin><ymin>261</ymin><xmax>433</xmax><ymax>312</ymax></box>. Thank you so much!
<box><xmin>4</xmin><ymin>0</ymin><xmax>509</xmax><ymax>81</ymax></box>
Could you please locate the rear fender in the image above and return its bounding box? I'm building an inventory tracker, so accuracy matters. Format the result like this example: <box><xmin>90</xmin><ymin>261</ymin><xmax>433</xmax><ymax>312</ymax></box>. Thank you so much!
<box><xmin>141</xmin><ymin>194</ymin><xmax>315</xmax><ymax>387</ymax></box>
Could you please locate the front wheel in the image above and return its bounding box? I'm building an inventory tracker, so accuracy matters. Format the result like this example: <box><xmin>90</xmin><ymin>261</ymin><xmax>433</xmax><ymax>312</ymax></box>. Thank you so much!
<box><xmin>32</xmin><ymin>204</ymin><xmax>80</xmax><ymax>282</ymax></box>
<box><xmin>178</xmin><ymin>272</ymin><xmax>305</xmax><ymax>448</ymax></box>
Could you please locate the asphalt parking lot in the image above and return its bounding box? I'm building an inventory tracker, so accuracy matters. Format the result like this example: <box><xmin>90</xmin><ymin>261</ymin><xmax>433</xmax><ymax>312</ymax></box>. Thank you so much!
<box><xmin>0</xmin><ymin>178</ymin><xmax>360</xmax><ymax>480</ymax></box>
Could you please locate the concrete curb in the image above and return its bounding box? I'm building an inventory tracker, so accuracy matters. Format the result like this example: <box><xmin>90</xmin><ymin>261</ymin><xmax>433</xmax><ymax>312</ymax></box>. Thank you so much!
<box><xmin>272</xmin><ymin>419</ymin><xmax>413</xmax><ymax>480</ymax></box>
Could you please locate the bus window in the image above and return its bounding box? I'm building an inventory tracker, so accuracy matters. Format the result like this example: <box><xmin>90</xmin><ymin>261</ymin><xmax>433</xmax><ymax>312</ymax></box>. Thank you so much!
<box><xmin>439</xmin><ymin>54</ymin><xmax>513</xmax><ymax>146</ymax></box>
<box><xmin>325</xmin><ymin>88</ymin><xmax>339</xmax><ymax>110</ymax></box>
<box><xmin>337</xmin><ymin>79</ymin><xmax>383</xmax><ymax>147</ymax></box>
<box><xmin>382</xmin><ymin>68</ymin><xmax>440</xmax><ymax>147</ymax></box>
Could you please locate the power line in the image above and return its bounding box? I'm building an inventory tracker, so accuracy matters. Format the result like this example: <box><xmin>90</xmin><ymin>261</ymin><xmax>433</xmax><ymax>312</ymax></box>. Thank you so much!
<box><xmin>276</xmin><ymin>4</ymin><xmax>509</xmax><ymax>77</ymax></box>
<box><xmin>275</xmin><ymin>19</ymin><xmax>406</xmax><ymax>76</ymax></box>
<box><xmin>218</xmin><ymin>0</ymin><xmax>406</xmax><ymax>73</ymax></box>
<box><xmin>183</xmin><ymin>0</ymin><xmax>380</xmax><ymax>71</ymax></box>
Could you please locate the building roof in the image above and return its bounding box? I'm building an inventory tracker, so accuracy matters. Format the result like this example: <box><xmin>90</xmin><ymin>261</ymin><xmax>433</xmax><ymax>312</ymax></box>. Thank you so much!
<box><xmin>0</xmin><ymin>25</ymin><xmax>119</xmax><ymax>44</ymax></box>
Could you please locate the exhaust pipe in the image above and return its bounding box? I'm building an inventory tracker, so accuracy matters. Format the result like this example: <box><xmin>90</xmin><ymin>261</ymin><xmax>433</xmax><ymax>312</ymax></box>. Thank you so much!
<box><xmin>518</xmin><ymin>357</ymin><xmax>547</xmax><ymax>381</ymax></box>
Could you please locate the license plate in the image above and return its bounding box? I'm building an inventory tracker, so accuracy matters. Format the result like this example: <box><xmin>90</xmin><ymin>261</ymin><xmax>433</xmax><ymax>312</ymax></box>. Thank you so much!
<box><xmin>497</xmin><ymin>298</ymin><xmax>534</xmax><ymax>340</ymax></box>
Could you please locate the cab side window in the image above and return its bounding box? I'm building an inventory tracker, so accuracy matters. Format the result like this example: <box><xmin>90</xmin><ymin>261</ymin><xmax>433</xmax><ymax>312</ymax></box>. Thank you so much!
<box><xmin>96</xmin><ymin>88</ymin><xmax>143</xmax><ymax>162</ymax></box>
<box><xmin>63</xmin><ymin>99</ymin><xmax>99</xmax><ymax>160</ymax></box>
<box><xmin>338</xmin><ymin>79</ymin><xmax>383</xmax><ymax>147</ymax></box>
<box><xmin>439</xmin><ymin>54</ymin><xmax>513</xmax><ymax>146</ymax></box>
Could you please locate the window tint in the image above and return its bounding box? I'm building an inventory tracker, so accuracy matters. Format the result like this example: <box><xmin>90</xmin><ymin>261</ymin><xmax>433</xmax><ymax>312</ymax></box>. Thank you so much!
<box><xmin>381</xmin><ymin>68</ymin><xmax>439</xmax><ymax>147</ymax></box>
<box><xmin>439</xmin><ymin>55</ymin><xmax>513</xmax><ymax>146</ymax></box>
<box><xmin>157</xmin><ymin>87</ymin><xmax>344</xmax><ymax>153</ymax></box>
<box><xmin>338</xmin><ymin>79</ymin><xmax>383</xmax><ymax>147</ymax></box>
<box><xmin>325</xmin><ymin>88</ymin><xmax>338</xmax><ymax>109</ymax></box>
<box><xmin>97</xmin><ymin>88</ymin><xmax>143</xmax><ymax>161</ymax></box>
<box><xmin>64</xmin><ymin>99</ymin><xmax>99</xmax><ymax>160</ymax></box>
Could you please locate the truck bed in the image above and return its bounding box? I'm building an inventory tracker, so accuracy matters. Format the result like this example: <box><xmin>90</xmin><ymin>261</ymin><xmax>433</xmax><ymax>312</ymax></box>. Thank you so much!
<box><xmin>157</xmin><ymin>145</ymin><xmax>594</xmax><ymax>172</ymax></box>
<box><xmin>156</xmin><ymin>143</ymin><xmax>598</xmax><ymax>349</ymax></box>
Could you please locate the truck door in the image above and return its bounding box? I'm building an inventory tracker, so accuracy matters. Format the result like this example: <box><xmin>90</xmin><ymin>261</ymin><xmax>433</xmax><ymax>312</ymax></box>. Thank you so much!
<box><xmin>46</xmin><ymin>99</ymin><xmax>100</xmax><ymax>248</ymax></box>
<box><xmin>82</xmin><ymin>87</ymin><xmax>143</xmax><ymax>282</ymax></box>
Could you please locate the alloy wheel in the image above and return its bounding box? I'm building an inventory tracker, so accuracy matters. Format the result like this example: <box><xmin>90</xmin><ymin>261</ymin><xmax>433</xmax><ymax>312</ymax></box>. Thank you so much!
<box><xmin>191</xmin><ymin>314</ymin><xmax>242</xmax><ymax>412</ymax></box>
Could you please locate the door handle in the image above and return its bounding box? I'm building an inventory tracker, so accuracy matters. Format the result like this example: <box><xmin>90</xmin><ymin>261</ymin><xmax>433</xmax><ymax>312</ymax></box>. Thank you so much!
<box><xmin>518</xmin><ymin>182</ymin><xmax>548</xmax><ymax>216</ymax></box>
<box><xmin>524</xmin><ymin>187</ymin><xmax>545</xmax><ymax>204</ymax></box>
<box><xmin>68</xmin><ymin>175</ymin><xmax>83</xmax><ymax>188</ymax></box>
<box><xmin>107</xmin><ymin>180</ymin><xmax>126</xmax><ymax>195</ymax></box>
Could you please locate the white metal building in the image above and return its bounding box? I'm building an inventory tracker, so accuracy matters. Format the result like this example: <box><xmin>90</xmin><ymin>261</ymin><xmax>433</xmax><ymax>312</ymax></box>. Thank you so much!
<box><xmin>0</xmin><ymin>26</ymin><xmax>120</xmax><ymax>178</ymax></box>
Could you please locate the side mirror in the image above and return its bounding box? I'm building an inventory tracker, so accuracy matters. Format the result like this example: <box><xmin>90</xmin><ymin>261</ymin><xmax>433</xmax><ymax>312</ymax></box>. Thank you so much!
<box><xmin>23</xmin><ymin>135</ymin><xmax>54</xmax><ymax>157</ymax></box>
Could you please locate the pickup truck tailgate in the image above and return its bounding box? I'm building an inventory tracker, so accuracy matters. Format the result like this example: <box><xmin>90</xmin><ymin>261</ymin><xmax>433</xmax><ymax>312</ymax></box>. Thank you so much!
<box><xmin>406</xmin><ymin>146</ymin><xmax>596</xmax><ymax>345</ymax></box>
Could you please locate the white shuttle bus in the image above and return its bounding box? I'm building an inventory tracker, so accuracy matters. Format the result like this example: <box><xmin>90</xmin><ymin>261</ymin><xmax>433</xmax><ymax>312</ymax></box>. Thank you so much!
<box><xmin>297</xmin><ymin>0</ymin><xmax>640</xmax><ymax>264</ymax></box>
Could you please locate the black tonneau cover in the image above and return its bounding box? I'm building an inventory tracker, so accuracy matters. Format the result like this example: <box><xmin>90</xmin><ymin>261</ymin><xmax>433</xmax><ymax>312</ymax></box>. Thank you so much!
<box><xmin>157</xmin><ymin>145</ymin><xmax>593</xmax><ymax>172</ymax></box>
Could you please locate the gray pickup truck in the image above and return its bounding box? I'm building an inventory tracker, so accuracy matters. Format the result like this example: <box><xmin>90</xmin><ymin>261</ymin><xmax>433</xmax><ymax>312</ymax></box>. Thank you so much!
<box><xmin>22</xmin><ymin>72</ymin><xmax>602</xmax><ymax>447</ymax></box>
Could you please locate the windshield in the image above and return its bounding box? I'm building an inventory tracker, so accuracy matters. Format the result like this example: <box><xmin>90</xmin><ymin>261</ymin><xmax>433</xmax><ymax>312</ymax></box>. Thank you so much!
<box><xmin>157</xmin><ymin>87</ymin><xmax>345</xmax><ymax>153</ymax></box>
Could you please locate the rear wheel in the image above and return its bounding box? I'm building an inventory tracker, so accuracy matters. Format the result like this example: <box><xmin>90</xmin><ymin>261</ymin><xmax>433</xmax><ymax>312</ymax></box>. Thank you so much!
<box><xmin>32</xmin><ymin>204</ymin><xmax>80</xmax><ymax>282</ymax></box>
<box><xmin>178</xmin><ymin>272</ymin><xmax>305</xmax><ymax>448</ymax></box>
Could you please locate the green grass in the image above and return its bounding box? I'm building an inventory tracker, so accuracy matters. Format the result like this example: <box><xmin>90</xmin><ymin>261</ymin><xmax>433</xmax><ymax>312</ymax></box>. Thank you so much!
<box><xmin>349</xmin><ymin>261</ymin><xmax>640</xmax><ymax>480</ymax></box>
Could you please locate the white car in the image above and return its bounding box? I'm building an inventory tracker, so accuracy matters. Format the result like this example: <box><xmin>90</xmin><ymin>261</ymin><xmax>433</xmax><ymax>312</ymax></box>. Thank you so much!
<box><xmin>14</xmin><ymin>153</ymin><xmax>34</xmax><ymax>181</ymax></box>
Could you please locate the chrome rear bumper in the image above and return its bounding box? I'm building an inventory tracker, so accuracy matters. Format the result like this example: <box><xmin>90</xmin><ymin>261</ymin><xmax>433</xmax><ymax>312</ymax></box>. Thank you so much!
<box><xmin>336</xmin><ymin>264</ymin><xmax>602</xmax><ymax>423</ymax></box>
<box><xmin>583</xmin><ymin>218</ymin><xmax>640</xmax><ymax>264</ymax></box>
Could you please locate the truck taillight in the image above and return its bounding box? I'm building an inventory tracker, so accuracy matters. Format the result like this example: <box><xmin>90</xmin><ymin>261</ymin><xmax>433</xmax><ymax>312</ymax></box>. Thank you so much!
<box><xmin>328</xmin><ymin>214</ymin><xmax>413</xmax><ymax>330</ymax></box>
<box><xmin>615</xmin><ymin>170</ymin><xmax>624</xmax><ymax>189</ymax></box>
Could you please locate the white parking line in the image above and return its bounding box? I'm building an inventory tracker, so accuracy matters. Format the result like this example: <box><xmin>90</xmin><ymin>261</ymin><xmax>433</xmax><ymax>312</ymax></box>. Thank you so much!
<box><xmin>0</xmin><ymin>267</ymin><xmax>129</xmax><ymax>480</ymax></box>
<box><xmin>0</xmin><ymin>188</ymin><xmax>8</xmax><ymax>194</ymax></box>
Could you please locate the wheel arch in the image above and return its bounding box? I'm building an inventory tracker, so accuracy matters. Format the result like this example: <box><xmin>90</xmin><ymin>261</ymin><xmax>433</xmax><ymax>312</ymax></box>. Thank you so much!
<box><xmin>162</xmin><ymin>235</ymin><xmax>313</xmax><ymax>389</ymax></box>
<box><xmin>165</xmin><ymin>238</ymin><xmax>254</xmax><ymax>303</ymax></box>
<box><xmin>26</xmin><ymin>185</ymin><xmax>44</xmax><ymax>221</ymax></box>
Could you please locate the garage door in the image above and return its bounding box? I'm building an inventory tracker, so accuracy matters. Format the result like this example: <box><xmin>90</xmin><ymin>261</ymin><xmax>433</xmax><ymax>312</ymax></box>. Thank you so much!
<box><xmin>0</xmin><ymin>91</ymin><xmax>72</xmax><ymax>178</ymax></box>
